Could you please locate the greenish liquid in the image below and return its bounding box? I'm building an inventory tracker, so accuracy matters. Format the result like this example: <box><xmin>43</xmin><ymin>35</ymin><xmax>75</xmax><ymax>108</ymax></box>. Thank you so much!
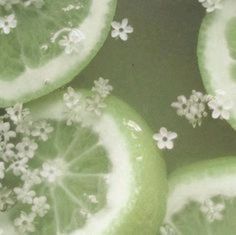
<box><xmin>73</xmin><ymin>0</ymin><xmax>236</xmax><ymax>174</ymax></box>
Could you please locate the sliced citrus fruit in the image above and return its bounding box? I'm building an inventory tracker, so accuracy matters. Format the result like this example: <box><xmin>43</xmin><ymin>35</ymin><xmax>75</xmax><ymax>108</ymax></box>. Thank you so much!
<box><xmin>0</xmin><ymin>0</ymin><xmax>116</xmax><ymax>107</ymax></box>
<box><xmin>197</xmin><ymin>0</ymin><xmax>236</xmax><ymax>129</ymax></box>
<box><xmin>0</xmin><ymin>89</ymin><xmax>167</xmax><ymax>235</ymax></box>
<box><xmin>161</xmin><ymin>157</ymin><xmax>236</xmax><ymax>235</ymax></box>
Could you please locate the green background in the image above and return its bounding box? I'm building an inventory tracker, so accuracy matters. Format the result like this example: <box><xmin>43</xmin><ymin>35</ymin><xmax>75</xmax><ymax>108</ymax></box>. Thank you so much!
<box><xmin>72</xmin><ymin>0</ymin><xmax>236</xmax><ymax>174</ymax></box>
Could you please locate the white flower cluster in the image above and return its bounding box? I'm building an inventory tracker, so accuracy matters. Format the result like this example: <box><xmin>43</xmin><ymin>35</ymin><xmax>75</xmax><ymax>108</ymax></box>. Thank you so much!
<box><xmin>0</xmin><ymin>103</ymin><xmax>53</xmax><ymax>233</ymax></box>
<box><xmin>171</xmin><ymin>90</ymin><xmax>233</xmax><ymax>128</ymax></box>
<box><xmin>198</xmin><ymin>0</ymin><xmax>222</xmax><ymax>13</ymax></box>
<box><xmin>0</xmin><ymin>0</ymin><xmax>44</xmax><ymax>34</ymax></box>
<box><xmin>63</xmin><ymin>77</ymin><xmax>113</xmax><ymax>125</ymax></box>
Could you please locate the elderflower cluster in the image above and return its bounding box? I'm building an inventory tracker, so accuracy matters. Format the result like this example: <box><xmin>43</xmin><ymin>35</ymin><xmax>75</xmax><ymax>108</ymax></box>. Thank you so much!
<box><xmin>172</xmin><ymin>90</ymin><xmax>210</xmax><ymax>128</ymax></box>
<box><xmin>0</xmin><ymin>103</ymin><xmax>53</xmax><ymax>233</ymax></box>
<box><xmin>198</xmin><ymin>0</ymin><xmax>222</xmax><ymax>13</ymax></box>
<box><xmin>172</xmin><ymin>90</ymin><xmax>233</xmax><ymax>127</ymax></box>
<box><xmin>63</xmin><ymin>77</ymin><xmax>113</xmax><ymax>125</ymax></box>
<box><xmin>0</xmin><ymin>0</ymin><xmax>44</xmax><ymax>34</ymax></box>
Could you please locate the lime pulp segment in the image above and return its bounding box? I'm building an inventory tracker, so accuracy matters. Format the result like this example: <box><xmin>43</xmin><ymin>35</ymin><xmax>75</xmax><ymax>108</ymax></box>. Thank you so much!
<box><xmin>162</xmin><ymin>157</ymin><xmax>236</xmax><ymax>235</ymax></box>
<box><xmin>197</xmin><ymin>0</ymin><xmax>236</xmax><ymax>129</ymax></box>
<box><xmin>0</xmin><ymin>0</ymin><xmax>117</xmax><ymax>106</ymax></box>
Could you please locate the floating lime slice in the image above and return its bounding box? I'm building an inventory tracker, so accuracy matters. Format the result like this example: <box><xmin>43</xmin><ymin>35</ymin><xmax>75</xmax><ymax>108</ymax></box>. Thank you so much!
<box><xmin>0</xmin><ymin>0</ymin><xmax>116</xmax><ymax>107</ymax></box>
<box><xmin>0</xmin><ymin>90</ymin><xmax>167</xmax><ymax>235</ymax></box>
<box><xmin>161</xmin><ymin>157</ymin><xmax>236</xmax><ymax>235</ymax></box>
<box><xmin>198</xmin><ymin>0</ymin><xmax>236</xmax><ymax>129</ymax></box>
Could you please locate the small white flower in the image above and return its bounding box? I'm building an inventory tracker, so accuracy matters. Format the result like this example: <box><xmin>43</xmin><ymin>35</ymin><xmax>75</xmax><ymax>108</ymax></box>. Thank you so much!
<box><xmin>0</xmin><ymin>142</ymin><xmax>15</xmax><ymax>162</ymax></box>
<box><xmin>171</xmin><ymin>95</ymin><xmax>189</xmax><ymax>116</ymax></box>
<box><xmin>0</xmin><ymin>187</ymin><xmax>15</xmax><ymax>211</ymax></box>
<box><xmin>9</xmin><ymin>158</ymin><xmax>28</xmax><ymax>176</ymax></box>
<box><xmin>32</xmin><ymin>196</ymin><xmax>50</xmax><ymax>217</ymax></box>
<box><xmin>31</xmin><ymin>120</ymin><xmax>53</xmax><ymax>141</ymax></box>
<box><xmin>0</xmin><ymin>0</ymin><xmax>20</xmax><ymax>10</ymax></box>
<box><xmin>59</xmin><ymin>28</ymin><xmax>85</xmax><ymax>54</ymax></box>
<box><xmin>153</xmin><ymin>127</ymin><xmax>177</xmax><ymax>150</ymax></box>
<box><xmin>23</xmin><ymin>0</ymin><xmax>44</xmax><ymax>8</ymax></box>
<box><xmin>88</xmin><ymin>195</ymin><xmax>98</xmax><ymax>204</ymax></box>
<box><xmin>0</xmin><ymin>121</ymin><xmax>16</xmax><ymax>142</ymax></box>
<box><xmin>111</xmin><ymin>18</ymin><xmax>133</xmax><ymax>41</ymax></box>
<box><xmin>14</xmin><ymin>212</ymin><xmax>35</xmax><ymax>233</ymax></box>
<box><xmin>63</xmin><ymin>87</ymin><xmax>81</xmax><ymax>109</ymax></box>
<box><xmin>208</xmin><ymin>91</ymin><xmax>233</xmax><ymax>120</ymax></box>
<box><xmin>16</xmin><ymin>137</ymin><xmax>38</xmax><ymax>160</ymax></box>
<box><xmin>0</xmin><ymin>14</ymin><xmax>17</xmax><ymax>34</ymax></box>
<box><xmin>200</xmin><ymin>199</ymin><xmax>225</xmax><ymax>222</ymax></box>
<box><xmin>199</xmin><ymin>0</ymin><xmax>222</xmax><ymax>13</ymax></box>
<box><xmin>6</xmin><ymin>103</ymin><xmax>30</xmax><ymax>125</ymax></box>
<box><xmin>160</xmin><ymin>224</ymin><xmax>176</xmax><ymax>235</ymax></box>
<box><xmin>14</xmin><ymin>186</ymin><xmax>36</xmax><ymax>204</ymax></box>
<box><xmin>40</xmin><ymin>160</ymin><xmax>63</xmax><ymax>183</ymax></box>
<box><xmin>92</xmin><ymin>77</ymin><xmax>113</xmax><ymax>98</ymax></box>
<box><xmin>21</xmin><ymin>169</ymin><xmax>41</xmax><ymax>187</ymax></box>
<box><xmin>0</xmin><ymin>162</ymin><xmax>5</xmax><ymax>179</ymax></box>
<box><xmin>86</xmin><ymin>95</ymin><xmax>106</xmax><ymax>116</ymax></box>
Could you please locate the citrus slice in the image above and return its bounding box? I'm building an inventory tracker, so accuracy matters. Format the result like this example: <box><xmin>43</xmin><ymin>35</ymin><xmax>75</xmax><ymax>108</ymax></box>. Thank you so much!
<box><xmin>0</xmin><ymin>0</ymin><xmax>116</xmax><ymax>107</ymax></box>
<box><xmin>0</xmin><ymin>89</ymin><xmax>167</xmax><ymax>235</ymax></box>
<box><xmin>197</xmin><ymin>0</ymin><xmax>236</xmax><ymax>129</ymax></box>
<box><xmin>161</xmin><ymin>157</ymin><xmax>236</xmax><ymax>235</ymax></box>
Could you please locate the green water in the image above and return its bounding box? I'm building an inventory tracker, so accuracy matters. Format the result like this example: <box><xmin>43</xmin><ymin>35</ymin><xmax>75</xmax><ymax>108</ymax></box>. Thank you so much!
<box><xmin>72</xmin><ymin>0</ymin><xmax>236</xmax><ymax>174</ymax></box>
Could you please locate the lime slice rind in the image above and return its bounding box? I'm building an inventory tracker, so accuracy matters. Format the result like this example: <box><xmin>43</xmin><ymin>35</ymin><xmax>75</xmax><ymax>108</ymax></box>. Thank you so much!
<box><xmin>197</xmin><ymin>0</ymin><xmax>236</xmax><ymax>129</ymax></box>
<box><xmin>0</xmin><ymin>0</ymin><xmax>117</xmax><ymax>107</ymax></box>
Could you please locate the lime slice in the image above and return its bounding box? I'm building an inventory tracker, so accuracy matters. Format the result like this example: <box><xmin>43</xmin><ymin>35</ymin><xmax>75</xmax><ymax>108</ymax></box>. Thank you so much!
<box><xmin>1</xmin><ymin>90</ymin><xmax>167</xmax><ymax>235</ymax></box>
<box><xmin>197</xmin><ymin>0</ymin><xmax>236</xmax><ymax>129</ymax></box>
<box><xmin>161</xmin><ymin>157</ymin><xmax>236</xmax><ymax>235</ymax></box>
<box><xmin>0</xmin><ymin>0</ymin><xmax>116</xmax><ymax>107</ymax></box>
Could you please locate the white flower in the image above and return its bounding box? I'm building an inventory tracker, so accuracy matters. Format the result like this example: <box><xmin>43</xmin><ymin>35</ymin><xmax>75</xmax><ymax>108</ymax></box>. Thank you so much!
<box><xmin>14</xmin><ymin>212</ymin><xmax>35</xmax><ymax>233</ymax></box>
<box><xmin>0</xmin><ymin>142</ymin><xmax>15</xmax><ymax>162</ymax></box>
<box><xmin>31</xmin><ymin>120</ymin><xmax>53</xmax><ymax>141</ymax></box>
<box><xmin>0</xmin><ymin>162</ymin><xmax>5</xmax><ymax>179</ymax></box>
<box><xmin>21</xmin><ymin>169</ymin><xmax>41</xmax><ymax>187</ymax></box>
<box><xmin>9</xmin><ymin>158</ymin><xmax>28</xmax><ymax>176</ymax></box>
<box><xmin>40</xmin><ymin>160</ymin><xmax>63</xmax><ymax>183</ymax></box>
<box><xmin>200</xmin><ymin>199</ymin><xmax>225</xmax><ymax>222</ymax></box>
<box><xmin>0</xmin><ymin>14</ymin><xmax>17</xmax><ymax>34</ymax></box>
<box><xmin>0</xmin><ymin>0</ymin><xmax>20</xmax><ymax>10</ymax></box>
<box><xmin>14</xmin><ymin>186</ymin><xmax>36</xmax><ymax>204</ymax></box>
<box><xmin>0</xmin><ymin>187</ymin><xmax>15</xmax><ymax>211</ymax></box>
<box><xmin>59</xmin><ymin>28</ymin><xmax>85</xmax><ymax>54</ymax></box>
<box><xmin>88</xmin><ymin>195</ymin><xmax>98</xmax><ymax>204</ymax></box>
<box><xmin>16</xmin><ymin>137</ymin><xmax>38</xmax><ymax>160</ymax></box>
<box><xmin>199</xmin><ymin>0</ymin><xmax>222</xmax><ymax>12</ymax></box>
<box><xmin>111</xmin><ymin>18</ymin><xmax>133</xmax><ymax>41</ymax></box>
<box><xmin>92</xmin><ymin>77</ymin><xmax>113</xmax><ymax>98</ymax></box>
<box><xmin>160</xmin><ymin>224</ymin><xmax>176</xmax><ymax>235</ymax></box>
<box><xmin>153</xmin><ymin>127</ymin><xmax>177</xmax><ymax>150</ymax></box>
<box><xmin>86</xmin><ymin>95</ymin><xmax>106</xmax><ymax>116</ymax></box>
<box><xmin>208</xmin><ymin>90</ymin><xmax>233</xmax><ymax>120</ymax></box>
<box><xmin>0</xmin><ymin>121</ymin><xmax>16</xmax><ymax>141</ymax></box>
<box><xmin>171</xmin><ymin>95</ymin><xmax>189</xmax><ymax>116</ymax></box>
<box><xmin>32</xmin><ymin>196</ymin><xmax>50</xmax><ymax>217</ymax></box>
<box><xmin>6</xmin><ymin>103</ymin><xmax>30</xmax><ymax>125</ymax></box>
<box><xmin>63</xmin><ymin>87</ymin><xmax>81</xmax><ymax>109</ymax></box>
<box><xmin>23</xmin><ymin>0</ymin><xmax>44</xmax><ymax>8</ymax></box>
